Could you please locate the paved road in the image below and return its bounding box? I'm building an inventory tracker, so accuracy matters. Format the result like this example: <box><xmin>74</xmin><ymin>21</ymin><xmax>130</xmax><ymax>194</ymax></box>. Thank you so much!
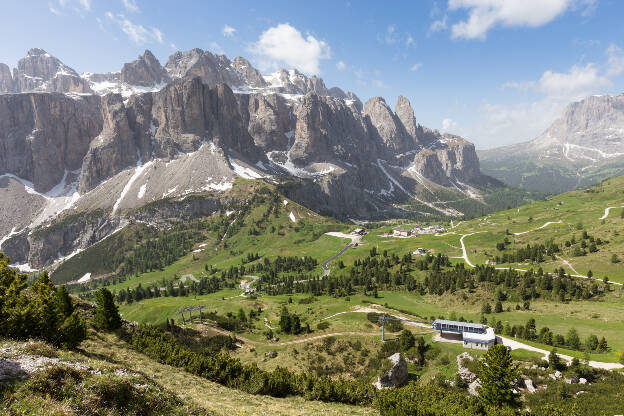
<box><xmin>498</xmin><ymin>336</ymin><xmax>623</xmax><ymax>370</ymax></box>
<box><xmin>322</xmin><ymin>243</ymin><xmax>353</xmax><ymax>276</ymax></box>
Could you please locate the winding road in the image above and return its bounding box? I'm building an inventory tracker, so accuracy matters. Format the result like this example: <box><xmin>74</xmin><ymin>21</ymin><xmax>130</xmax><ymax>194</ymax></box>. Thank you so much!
<box><xmin>322</xmin><ymin>232</ymin><xmax>363</xmax><ymax>277</ymax></box>
<box><xmin>512</xmin><ymin>220</ymin><xmax>563</xmax><ymax>236</ymax></box>
<box><xmin>600</xmin><ymin>206</ymin><xmax>624</xmax><ymax>220</ymax></box>
<box><xmin>459</xmin><ymin>232</ymin><xmax>485</xmax><ymax>267</ymax></box>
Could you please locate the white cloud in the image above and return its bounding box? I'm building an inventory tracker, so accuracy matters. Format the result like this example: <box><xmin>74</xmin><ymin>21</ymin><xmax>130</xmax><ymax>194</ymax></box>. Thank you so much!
<box><xmin>469</xmin><ymin>45</ymin><xmax>623</xmax><ymax>148</ymax></box>
<box><xmin>53</xmin><ymin>0</ymin><xmax>91</xmax><ymax>14</ymax></box>
<box><xmin>405</xmin><ymin>34</ymin><xmax>415</xmax><ymax>47</ymax></box>
<box><xmin>336</xmin><ymin>60</ymin><xmax>347</xmax><ymax>71</ymax></box>
<box><xmin>383</xmin><ymin>24</ymin><xmax>399</xmax><ymax>44</ymax></box>
<box><xmin>252</xmin><ymin>23</ymin><xmax>330</xmax><ymax>75</ymax></box>
<box><xmin>222</xmin><ymin>25</ymin><xmax>236</xmax><ymax>37</ymax></box>
<box><xmin>105</xmin><ymin>13</ymin><xmax>165</xmax><ymax>45</ymax></box>
<box><xmin>372</xmin><ymin>79</ymin><xmax>389</xmax><ymax>88</ymax></box>
<box><xmin>606</xmin><ymin>44</ymin><xmax>624</xmax><ymax>77</ymax></box>
<box><xmin>429</xmin><ymin>15</ymin><xmax>448</xmax><ymax>34</ymax></box>
<box><xmin>410</xmin><ymin>63</ymin><xmax>422</xmax><ymax>72</ymax></box>
<box><xmin>537</xmin><ymin>63</ymin><xmax>610</xmax><ymax>100</ymax></box>
<box><xmin>441</xmin><ymin>118</ymin><xmax>457</xmax><ymax>131</ymax></box>
<box><xmin>447</xmin><ymin>0</ymin><xmax>571</xmax><ymax>40</ymax></box>
<box><xmin>122</xmin><ymin>0</ymin><xmax>139</xmax><ymax>13</ymax></box>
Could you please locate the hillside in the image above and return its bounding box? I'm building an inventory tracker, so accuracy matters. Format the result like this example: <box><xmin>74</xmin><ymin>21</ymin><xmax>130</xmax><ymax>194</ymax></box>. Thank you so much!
<box><xmin>3</xmin><ymin>173</ymin><xmax>624</xmax><ymax>416</ymax></box>
<box><xmin>480</xmin><ymin>94</ymin><xmax>624</xmax><ymax>194</ymax></box>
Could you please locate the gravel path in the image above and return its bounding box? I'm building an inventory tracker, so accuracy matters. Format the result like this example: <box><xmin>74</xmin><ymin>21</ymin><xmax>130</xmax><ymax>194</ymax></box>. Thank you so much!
<box><xmin>600</xmin><ymin>206</ymin><xmax>624</xmax><ymax>220</ymax></box>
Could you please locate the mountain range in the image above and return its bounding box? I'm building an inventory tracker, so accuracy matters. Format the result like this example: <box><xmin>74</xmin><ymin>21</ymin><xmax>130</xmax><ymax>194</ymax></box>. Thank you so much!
<box><xmin>479</xmin><ymin>93</ymin><xmax>624</xmax><ymax>193</ymax></box>
<box><xmin>0</xmin><ymin>47</ymin><xmax>526</xmax><ymax>272</ymax></box>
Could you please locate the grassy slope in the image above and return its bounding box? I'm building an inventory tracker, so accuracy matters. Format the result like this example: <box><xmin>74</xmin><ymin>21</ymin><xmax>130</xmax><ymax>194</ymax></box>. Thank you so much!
<box><xmin>0</xmin><ymin>333</ymin><xmax>374</xmax><ymax>416</ymax></box>
<box><xmin>86</xmin><ymin>175</ymin><xmax>624</xmax><ymax>366</ymax></box>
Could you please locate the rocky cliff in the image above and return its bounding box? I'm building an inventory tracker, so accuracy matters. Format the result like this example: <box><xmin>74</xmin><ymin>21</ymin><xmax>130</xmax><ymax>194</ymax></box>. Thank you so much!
<box><xmin>0</xmin><ymin>46</ymin><xmax>499</xmax><ymax>271</ymax></box>
<box><xmin>120</xmin><ymin>50</ymin><xmax>170</xmax><ymax>87</ymax></box>
<box><xmin>11</xmin><ymin>48</ymin><xmax>92</xmax><ymax>94</ymax></box>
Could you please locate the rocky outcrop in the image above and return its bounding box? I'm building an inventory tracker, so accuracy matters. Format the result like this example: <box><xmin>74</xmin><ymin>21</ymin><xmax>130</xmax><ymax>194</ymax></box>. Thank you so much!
<box><xmin>79</xmin><ymin>94</ymin><xmax>138</xmax><ymax>192</ymax></box>
<box><xmin>120</xmin><ymin>50</ymin><xmax>170</xmax><ymax>87</ymax></box>
<box><xmin>237</xmin><ymin>93</ymin><xmax>293</xmax><ymax>150</ymax></box>
<box><xmin>0</xmin><ymin>93</ymin><xmax>102</xmax><ymax>192</ymax></box>
<box><xmin>364</xmin><ymin>97</ymin><xmax>412</xmax><ymax>153</ymax></box>
<box><xmin>231</xmin><ymin>57</ymin><xmax>267</xmax><ymax>88</ymax></box>
<box><xmin>395</xmin><ymin>96</ymin><xmax>418</xmax><ymax>145</ymax></box>
<box><xmin>411</xmin><ymin>136</ymin><xmax>483</xmax><ymax>185</ymax></box>
<box><xmin>290</xmin><ymin>92</ymin><xmax>376</xmax><ymax>166</ymax></box>
<box><xmin>329</xmin><ymin>87</ymin><xmax>362</xmax><ymax>112</ymax></box>
<box><xmin>12</xmin><ymin>48</ymin><xmax>92</xmax><ymax>94</ymax></box>
<box><xmin>374</xmin><ymin>353</ymin><xmax>408</xmax><ymax>389</ymax></box>
<box><xmin>165</xmin><ymin>48</ymin><xmax>243</xmax><ymax>88</ymax></box>
<box><xmin>0</xmin><ymin>63</ymin><xmax>15</xmax><ymax>93</ymax></box>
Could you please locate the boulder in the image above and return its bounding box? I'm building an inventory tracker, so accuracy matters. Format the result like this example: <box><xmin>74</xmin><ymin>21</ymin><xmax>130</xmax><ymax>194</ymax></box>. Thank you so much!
<box><xmin>468</xmin><ymin>380</ymin><xmax>481</xmax><ymax>396</ymax></box>
<box><xmin>456</xmin><ymin>352</ymin><xmax>477</xmax><ymax>383</ymax></box>
<box><xmin>579</xmin><ymin>377</ymin><xmax>588</xmax><ymax>385</ymax></box>
<box><xmin>374</xmin><ymin>353</ymin><xmax>408</xmax><ymax>389</ymax></box>
<box><xmin>524</xmin><ymin>378</ymin><xmax>536</xmax><ymax>393</ymax></box>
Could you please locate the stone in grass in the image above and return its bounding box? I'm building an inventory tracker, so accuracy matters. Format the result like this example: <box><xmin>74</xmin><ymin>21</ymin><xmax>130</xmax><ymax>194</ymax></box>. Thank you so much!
<box><xmin>374</xmin><ymin>353</ymin><xmax>408</xmax><ymax>389</ymax></box>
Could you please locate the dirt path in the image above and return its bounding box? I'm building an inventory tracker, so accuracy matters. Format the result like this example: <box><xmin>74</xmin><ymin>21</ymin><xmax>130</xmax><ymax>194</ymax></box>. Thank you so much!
<box><xmin>459</xmin><ymin>232</ymin><xmax>485</xmax><ymax>268</ymax></box>
<box><xmin>321</xmin><ymin>305</ymin><xmax>433</xmax><ymax>330</ymax></box>
<box><xmin>600</xmin><ymin>206</ymin><xmax>624</xmax><ymax>220</ymax></box>
<box><xmin>512</xmin><ymin>220</ymin><xmax>562</xmax><ymax>236</ymax></box>
<box><xmin>206</xmin><ymin>325</ymin><xmax>380</xmax><ymax>346</ymax></box>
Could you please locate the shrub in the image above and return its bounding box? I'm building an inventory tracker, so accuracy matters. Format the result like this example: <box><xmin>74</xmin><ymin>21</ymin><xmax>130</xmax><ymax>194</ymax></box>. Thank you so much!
<box><xmin>93</xmin><ymin>288</ymin><xmax>122</xmax><ymax>331</ymax></box>
<box><xmin>0</xmin><ymin>257</ymin><xmax>87</xmax><ymax>349</ymax></box>
<box><xmin>316</xmin><ymin>321</ymin><xmax>330</xmax><ymax>330</ymax></box>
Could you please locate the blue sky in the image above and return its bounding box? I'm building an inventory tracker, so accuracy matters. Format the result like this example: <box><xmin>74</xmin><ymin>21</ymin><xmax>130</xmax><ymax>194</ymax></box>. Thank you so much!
<box><xmin>2</xmin><ymin>0</ymin><xmax>623</xmax><ymax>149</ymax></box>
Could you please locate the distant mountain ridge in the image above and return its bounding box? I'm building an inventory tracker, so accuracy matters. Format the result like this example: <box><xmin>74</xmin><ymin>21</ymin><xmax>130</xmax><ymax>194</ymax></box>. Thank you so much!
<box><xmin>0</xmin><ymin>47</ymin><xmax>524</xmax><ymax>272</ymax></box>
<box><xmin>480</xmin><ymin>93</ymin><xmax>624</xmax><ymax>193</ymax></box>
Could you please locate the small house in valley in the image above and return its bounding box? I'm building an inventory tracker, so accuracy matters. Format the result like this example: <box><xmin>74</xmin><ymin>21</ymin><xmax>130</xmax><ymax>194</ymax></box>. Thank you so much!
<box><xmin>393</xmin><ymin>228</ymin><xmax>412</xmax><ymax>237</ymax></box>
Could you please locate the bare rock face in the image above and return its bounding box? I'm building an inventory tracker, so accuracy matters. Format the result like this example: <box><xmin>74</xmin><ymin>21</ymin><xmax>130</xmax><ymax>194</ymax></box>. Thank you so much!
<box><xmin>164</xmin><ymin>48</ymin><xmax>242</xmax><ymax>88</ymax></box>
<box><xmin>231</xmin><ymin>57</ymin><xmax>267</xmax><ymax>88</ymax></box>
<box><xmin>329</xmin><ymin>87</ymin><xmax>362</xmax><ymax>112</ymax></box>
<box><xmin>0</xmin><ymin>63</ymin><xmax>15</xmax><ymax>93</ymax></box>
<box><xmin>79</xmin><ymin>94</ymin><xmax>138</xmax><ymax>192</ymax></box>
<box><xmin>395</xmin><ymin>96</ymin><xmax>419</xmax><ymax>145</ymax></box>
<box><xmin>0</xmin><ymin>93</ymin><xmax>102</xmax><ymax>192</ymax></box>
<box><xmin>375</xmin><ymin>353</ymin><xmax>408</xmax><ymax>389</ymax></box>
<box><xmin>364</xmin><ymin>97</ymin><xmax>412</xmax><ymax>153</ymax></box>
<box><xmin>237</xmin><ymin>93</ymin><xmax>293</xmax><ymax>151</ymax></box>
<box><xmin>290</xmin><ymin>92</ymin><xmax>376</xmax><ymax>166</ymax></box>
<box><xmin>411</xmin><ymin>135</ymin><xmax>482</xmax><ymax>184</ymax></box>
<box><xmin>121</xmin><ymin>50</ymin><xmax>170</xmax><ymax>87</ymax></box>
<box><xmin>13</xmin><ymin>48</ymin><xmax>92</xmax><ymax>94</ymax></box>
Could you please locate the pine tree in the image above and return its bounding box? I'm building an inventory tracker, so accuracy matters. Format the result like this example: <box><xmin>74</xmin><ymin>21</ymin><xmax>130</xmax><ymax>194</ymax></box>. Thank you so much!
<box><xmin>55</xmin><ymin>285</ymin><xmax>74</xmax><ymax>318</ymax></box>
<box><xmin>60</xmin><ymin>312</ymin><xmax>87</xmax><ymax>349</ymax></box>
<box><xmin>566</xmin><ymin>328</ymin><xmax>581</xmax><ymax>350</ymax></box>
<box><xmin>549</xmin><ymin>348</ymin><xmax>563</xmax><ymax>371</ymax></box>
<box><xmin>477</xmin><ymin>344</ymin><xmax>518</xmax><ymax>407</ymax></box>
<box><xmin>399</xmin><ymin>329</ymin><xmax>416</xmax><ymax>351</ymax></box>
<box><xmin>495</xmin><ymin>301</ymin><xmax>503</xmax><ymax>313</ymax></box>
<box><xmin>598</xmin><ymin>336</ymin><xmax>608</xmax><ymax>352</ymax></box>
<box><xmin>94</xmin><ymin>288</ymin><xmax>122</xmax><ymax>330</ymax></box>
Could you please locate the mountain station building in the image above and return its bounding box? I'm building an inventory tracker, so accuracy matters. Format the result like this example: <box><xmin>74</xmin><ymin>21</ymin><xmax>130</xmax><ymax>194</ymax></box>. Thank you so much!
<box><xmin>432</xmin><ymin>319</ymin><xmax>497</xmax><ymax>350</ymax></box>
